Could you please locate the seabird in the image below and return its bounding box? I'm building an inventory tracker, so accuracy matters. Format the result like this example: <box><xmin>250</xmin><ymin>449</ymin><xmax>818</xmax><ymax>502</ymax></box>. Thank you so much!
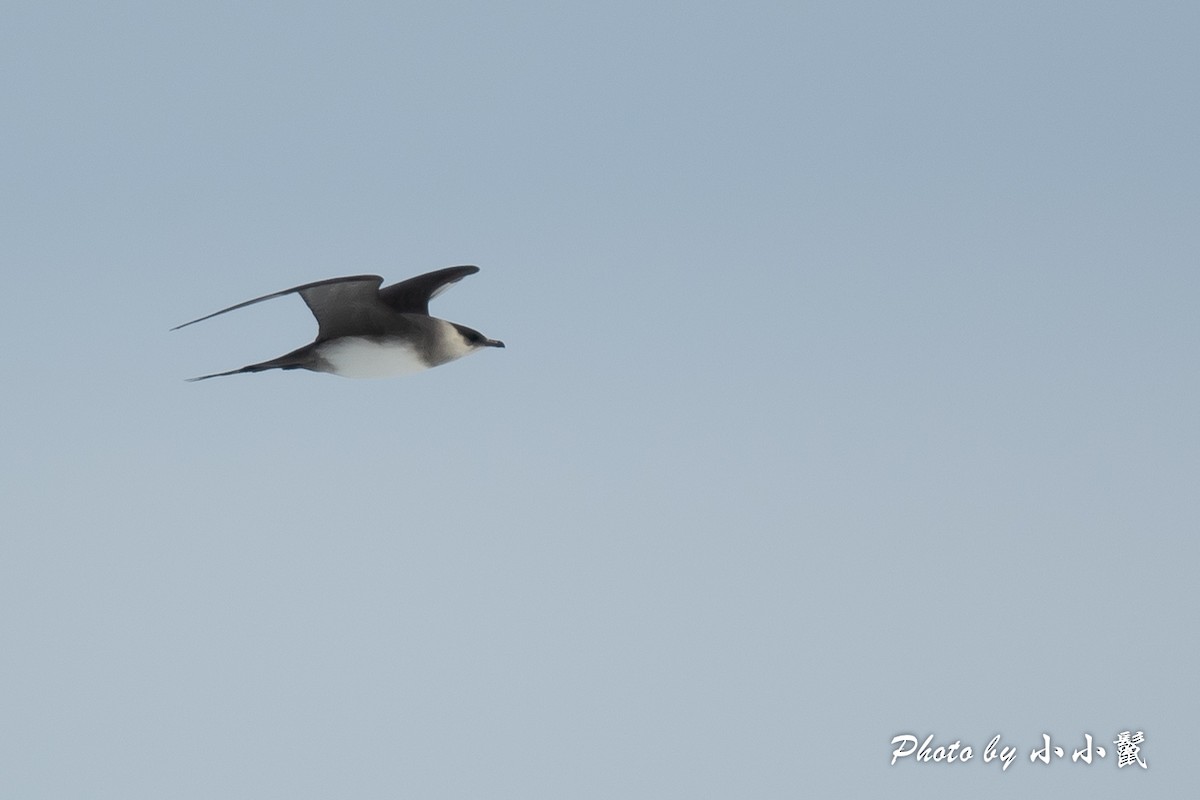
<box><xmin>173</xmin><ymin>265</ymin><xmax>504</xmax><ymax>381</ymax></box>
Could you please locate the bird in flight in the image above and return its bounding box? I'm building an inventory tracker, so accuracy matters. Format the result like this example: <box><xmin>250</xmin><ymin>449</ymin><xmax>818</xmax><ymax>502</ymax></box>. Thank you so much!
<box><xmin>173</xmin><ymin>265</ymin><xmax>504</xmax><ymax>381</ymax></box>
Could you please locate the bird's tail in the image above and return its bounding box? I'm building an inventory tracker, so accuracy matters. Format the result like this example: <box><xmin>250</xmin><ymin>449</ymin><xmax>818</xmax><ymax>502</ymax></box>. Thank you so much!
<box><xmin>185</xmin><ymin>346</ymin><xmax>316</xmax><ymax>382</ymax></box>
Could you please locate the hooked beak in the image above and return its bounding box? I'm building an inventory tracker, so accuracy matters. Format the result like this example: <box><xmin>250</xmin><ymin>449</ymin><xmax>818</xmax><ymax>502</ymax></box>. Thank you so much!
<box><xmin>485</xmin><ymin>338</ymin><xmax>505</xmax><ymax>348</ymax></box>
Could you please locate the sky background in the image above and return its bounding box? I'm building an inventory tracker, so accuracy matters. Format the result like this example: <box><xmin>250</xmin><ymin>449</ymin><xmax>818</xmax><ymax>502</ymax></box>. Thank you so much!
<box><xmin>2</xmin><ymin>1</ymin><xmax>1197</xmax><ymax>797</ymax></box>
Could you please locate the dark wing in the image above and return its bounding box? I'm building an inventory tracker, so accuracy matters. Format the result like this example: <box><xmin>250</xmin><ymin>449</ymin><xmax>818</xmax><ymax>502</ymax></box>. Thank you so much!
<box><xmin>171</xmin><ymin>275</ymin><xmax>385</xmax><ymax>340</ymax></box>
<box><xmin>377</xmin><ymin>266</ymin><xmax>480</xmax><ymax>314</ymax></box>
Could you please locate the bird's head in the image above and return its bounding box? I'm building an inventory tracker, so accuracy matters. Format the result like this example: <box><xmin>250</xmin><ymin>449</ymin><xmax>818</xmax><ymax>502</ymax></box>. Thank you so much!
<box><xmin>453</xmin><ymin>323</ymin><xmax>505</xmax><ymax>351</ymax></box>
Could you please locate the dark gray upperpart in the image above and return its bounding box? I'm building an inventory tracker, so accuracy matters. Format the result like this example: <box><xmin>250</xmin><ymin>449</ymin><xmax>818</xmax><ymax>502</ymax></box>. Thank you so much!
<box><xmin>172</xmin><ymin>265</ymin><xmax>482</xmax><ymax>341</ymax></box>
<box><xmin>173</xmin><ymin>265</ymin><xmax>504</xmax><ymax>380</ymax></box>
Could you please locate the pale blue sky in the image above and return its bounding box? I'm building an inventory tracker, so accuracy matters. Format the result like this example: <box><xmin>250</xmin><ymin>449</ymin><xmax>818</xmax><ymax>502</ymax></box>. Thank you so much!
<box><xmin>2</xmin><ymin>2</ymin><xmax>1197</xmax><ymax>797</ymax></box>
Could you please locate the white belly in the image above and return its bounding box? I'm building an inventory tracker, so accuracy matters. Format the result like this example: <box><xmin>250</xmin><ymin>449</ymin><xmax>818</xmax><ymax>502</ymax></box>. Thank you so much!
<box><xmin>316</xmin><ymin>336</ymin><xmax>430</xmax><ymax>378</ymax></box>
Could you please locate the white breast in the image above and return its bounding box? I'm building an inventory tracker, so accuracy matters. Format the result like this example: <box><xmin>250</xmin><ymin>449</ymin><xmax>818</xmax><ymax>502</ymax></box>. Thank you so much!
<box><xmin>316</xmin><ymin>336</ymin><xmax>430</xmax><ymax>378</ymax></box>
